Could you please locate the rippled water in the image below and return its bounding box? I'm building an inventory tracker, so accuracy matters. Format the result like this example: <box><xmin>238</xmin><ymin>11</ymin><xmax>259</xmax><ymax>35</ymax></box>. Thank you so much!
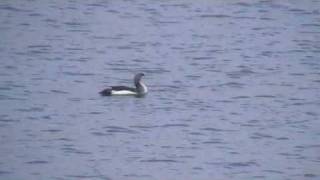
<box><xmin>1</xmin><ymin>0</ymin><xmax>320</xmax><ymax>180</ymax></box>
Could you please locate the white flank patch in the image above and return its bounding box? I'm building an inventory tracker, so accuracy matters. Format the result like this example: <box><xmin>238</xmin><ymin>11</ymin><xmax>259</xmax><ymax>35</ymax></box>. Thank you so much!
<box><xmin>111</xmin><ymin>90</ymin><xmax>137</xmax><ymax>95</ymax></box>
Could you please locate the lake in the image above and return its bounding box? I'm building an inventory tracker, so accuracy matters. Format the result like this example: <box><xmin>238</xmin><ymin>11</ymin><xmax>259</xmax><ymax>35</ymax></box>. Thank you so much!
<box><xmin>0</xmin><ymin>0</ymin><xmax>320</xmax><ymax>179</ymax></box>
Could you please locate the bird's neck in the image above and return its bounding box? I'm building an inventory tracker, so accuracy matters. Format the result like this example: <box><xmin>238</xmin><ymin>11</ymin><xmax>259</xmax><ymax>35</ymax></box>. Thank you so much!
<box><xmin>136</xmin><ymin>81</ymin><xmax>147</xmax><ymax>94</ymax></box>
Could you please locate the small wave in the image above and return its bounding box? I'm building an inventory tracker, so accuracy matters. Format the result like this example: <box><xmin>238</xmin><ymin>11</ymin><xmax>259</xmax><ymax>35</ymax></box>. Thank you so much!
<box><xmin>104</xmin><ymin>126</ymin><xmax>137</xmax><ymax>134</ymax></box>
<box><xmin>141</xmin><ymin>159</ymin><xmax>181</xmax><ymax>163</ymax></box>
<box><xmin>161</xmin><ymin>124</ymin><xmax>189</xmax><ymax>128</ymax></box>
<box><xmin>26</xmin><ymin>160</ymin><xmax>49</xmax><ymax>164</ymax></box>
<box><xmin>200</xmin><ymin>14</ymin><xmax>231</xmax><ymax>18</ymax></box>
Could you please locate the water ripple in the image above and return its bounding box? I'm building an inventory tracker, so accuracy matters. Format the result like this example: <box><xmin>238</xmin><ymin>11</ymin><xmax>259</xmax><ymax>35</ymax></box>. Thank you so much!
<box><xmin>103</xmin><ymin>126</ymin><xmax>137</xmax><ymax>134</ymax></box>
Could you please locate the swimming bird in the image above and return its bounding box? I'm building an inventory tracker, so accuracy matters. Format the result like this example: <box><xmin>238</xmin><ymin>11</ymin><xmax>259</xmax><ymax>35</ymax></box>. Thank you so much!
<box><xmin>99</xmin><ymin>73</ymin><xmax>148</xmax><ymax>97</ymax></box>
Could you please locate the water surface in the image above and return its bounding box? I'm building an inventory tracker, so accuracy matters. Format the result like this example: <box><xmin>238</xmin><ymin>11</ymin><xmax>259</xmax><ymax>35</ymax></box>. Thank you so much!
<box><xmin>0</xmin><ymin>0</ymin><xmax>320</xmax><ymax>180</ymax></box>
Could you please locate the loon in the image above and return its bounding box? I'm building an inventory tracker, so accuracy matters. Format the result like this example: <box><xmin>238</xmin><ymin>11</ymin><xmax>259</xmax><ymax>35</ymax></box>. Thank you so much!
<box><xmin>99</xmin><ymin>73</ymin><xmax>148</xmax><ymax>97</ymax></box>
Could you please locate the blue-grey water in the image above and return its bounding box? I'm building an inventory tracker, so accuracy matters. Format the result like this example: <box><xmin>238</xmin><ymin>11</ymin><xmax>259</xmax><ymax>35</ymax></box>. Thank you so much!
<box><xmin>1</xmin><ymin>1</ymin><xmax>320</xmax><ymax>180</ymax></box>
